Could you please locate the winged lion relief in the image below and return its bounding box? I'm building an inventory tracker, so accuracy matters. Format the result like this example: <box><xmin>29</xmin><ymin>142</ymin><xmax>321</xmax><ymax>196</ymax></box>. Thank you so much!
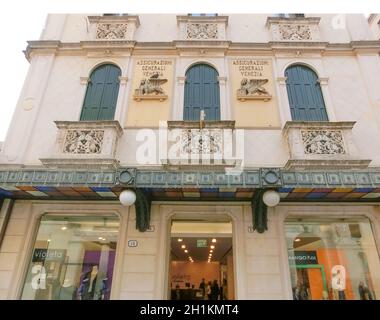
<box><xmin>237</xmin><ymin>78</ymin><xmax>272</xmax><ymax>102</ymax></box>
<box><xmin>134</xmin><ymin>73</ymin><xmax>168</xmax><ymax>101</ymax></box>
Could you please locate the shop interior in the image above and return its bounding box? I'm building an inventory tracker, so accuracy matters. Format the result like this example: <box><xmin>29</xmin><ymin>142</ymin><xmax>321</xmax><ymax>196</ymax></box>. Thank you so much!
<box><xmin>169</xmin><ymin>220</ymin><xmax>234</xmax><ymax>300</ymax></box>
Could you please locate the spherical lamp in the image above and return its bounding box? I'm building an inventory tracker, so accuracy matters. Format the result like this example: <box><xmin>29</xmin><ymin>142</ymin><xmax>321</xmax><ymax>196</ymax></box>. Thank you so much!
<box><xmin>262</xmin><ymin>190</ymin><xmax>280</xmax><ymax>207</ymax></box>
<box><xmin>119</xmin><ymin>189</ymin><xmax>136</xmax><ymax>206</ymax></box>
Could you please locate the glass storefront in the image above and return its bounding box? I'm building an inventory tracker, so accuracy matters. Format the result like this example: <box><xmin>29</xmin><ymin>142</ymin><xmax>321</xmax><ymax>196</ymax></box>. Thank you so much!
<box><xmin>20</xmin><ymin>214</ymin><xmax>120</xmax><ymax>300</ymax></box>
<box><xmin>285</xmin><ymin>217</ymin><xmax>380</xmax><ymax>300</ymax></box>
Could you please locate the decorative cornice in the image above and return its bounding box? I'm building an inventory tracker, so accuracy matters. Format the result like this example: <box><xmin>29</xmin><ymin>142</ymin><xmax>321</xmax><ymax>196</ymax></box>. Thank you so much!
<box><xmin>266</xmin><ymin>17</ymin><xmax>321</xmax><ymax>28</ymax></box>
<box><xmin>1</xmin><ymin>167</ymin><xmax>380</xmax><ymax>189</ymax></box>
<box><xmin>176</xmin><ymin>15</ymin><xmax>229</xmax><ymax>26</ymax></box>
<box><xmin>88</xmin><ymin>15</ymin><xmax>140</xmax><ymax>27</ymax></box>
<box><xmin>24</xmin><ymin>40</ymin><xmax>380</xmax><ymax>60</ymax></box>
<box><xmin>283</xmin><ymin>121</ymin><xmax>356</xmax><ymax>132</ymax></box>
<box><xmin>167</xmin><ymin>120</ymin><xmax>235</xmax><ymax>129</ymax></box>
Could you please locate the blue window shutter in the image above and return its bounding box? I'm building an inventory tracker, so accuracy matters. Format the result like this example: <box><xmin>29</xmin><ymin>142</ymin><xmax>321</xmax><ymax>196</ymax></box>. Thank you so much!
<box><xmin>80</xmin><ymin>64</ymin><xmax>121</xmax><ymax>121</ymax></box>
<box><xmin>285</xmin><ymin>65</ymin><xmax>328</xmax><ymax>121</ymax></box>
<box><xmin>184</xmin><ymin>64</ymin><xmax>221</xmax><ymax>121</ymax></box>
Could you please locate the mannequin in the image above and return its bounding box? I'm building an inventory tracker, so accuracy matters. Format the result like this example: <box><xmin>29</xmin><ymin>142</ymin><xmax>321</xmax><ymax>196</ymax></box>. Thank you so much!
<box><xmin>78</xmin><ymin>265</ymin><xmax>99</xmax><ymax>300</ymax></box>
<box><xmin>59</xmin><ymin>278</ymin><xmax>77</xmax><ymax>300</ymax></box>
<box><xmin>331</xmin><ymin>267</ymin><xmax>346</xmax><ymax>300</ymax></box>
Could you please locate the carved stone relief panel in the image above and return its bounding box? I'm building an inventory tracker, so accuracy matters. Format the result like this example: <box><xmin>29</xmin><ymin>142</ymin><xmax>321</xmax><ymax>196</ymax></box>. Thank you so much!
<box><xmin>279</xmin><ymin>24</ymin><xmax>312</xmax><ymax>40</ymax></box>
<box><xmin>96</xmin><ymin>23</ymin><xmax>128</xmax><ymax>39</ymax></box>
<box><xmin>63</xmin><ymin>130</ymin><xmax>104</xmax><ymax>154</ymax></box>
<box><xmin>181</xmin><ymin>129</ymin><xmax>222</xmax><ymax>154</ymax></box>
<box><xmin>186</xmin><ymin>23</ymin><xmax>218</xmax><ymax>39</ymax></box>
<box><xmin>301</xmin><ymin>130</ymin><xmax>345</xmax><ymax>155</ymax></box>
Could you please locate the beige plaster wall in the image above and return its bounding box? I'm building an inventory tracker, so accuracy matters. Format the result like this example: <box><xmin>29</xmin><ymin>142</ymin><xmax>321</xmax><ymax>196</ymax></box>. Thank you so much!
<box><xmin>125</xmin><ymin>58</ymin><xmax>175</xmax><ymax>127</ymax></box>
<box><xmin>228</xmin><ymin>58</ymin><xmax>281</xmax><ymax>128</ymax></box>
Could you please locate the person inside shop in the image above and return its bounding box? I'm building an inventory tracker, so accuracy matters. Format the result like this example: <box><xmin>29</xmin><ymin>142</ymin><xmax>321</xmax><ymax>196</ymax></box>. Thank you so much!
<box><xmin>206</xmin><ymin>281</ymin><xmax>212</xmax><ymax>300</ymax></box>
<box><xmin>220</xmin><ymin>279</ymin><xmax>228</xmax><ymax>300</ymax></box>
<box><xmin>199</xmin><ymin>278</ymin><xmax>206</xmax><ymax>298</ymax></box>
<box><xmin>210</xmin><ymin>280</ymin><xmax>220</xmax><ymax>300</ymax></box>
<box><xmin>358</xmin><ymin>281</ymin><xmax>373</xmax><ymax>300</ymax></box>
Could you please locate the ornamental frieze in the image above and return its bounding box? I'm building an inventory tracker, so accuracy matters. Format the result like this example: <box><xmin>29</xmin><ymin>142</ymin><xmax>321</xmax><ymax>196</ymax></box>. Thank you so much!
<box><xmin>63</xmin><ymin>130</ymin><xmax>104</xmax><ymax>154</ymax></box>
<box><xmin>186</xmin><ymin>23</ymin><xmax>218</xmax><ymax>39</ymax></box>
<box><xmin>96</xmin><ymin>23</ymin><xmax>128</xmax><ymax>39</ymax></box>
<box><xmin>301</xmin><ymin>130</ymin><xmax>345</xmax><ymax>155</ymax></box>
<box><xmin>279</xmin><ymin>24</ymin><xmax>312</xmax><ymax>40</ymax></box>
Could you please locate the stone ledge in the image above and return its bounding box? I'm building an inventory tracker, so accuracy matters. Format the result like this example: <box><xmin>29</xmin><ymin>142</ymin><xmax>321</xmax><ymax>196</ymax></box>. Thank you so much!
<box><xmin>167</xmin><ymin>120</ymin><xmax>235</xmax><ymax>129</ymax></box>
<box><xmin>284</xmin><ymin>159</ymin><xmax>372</xmax><ymax>170</ymax></box>
<box><xmin>54</xmin><ymin>120</ymin><xmax>123</xmax><ymax>137</ymax></box>
<box><xmin>39</xmin><ymin>157</ymin><xmax>120</xmax><ymax>170</ymax></box>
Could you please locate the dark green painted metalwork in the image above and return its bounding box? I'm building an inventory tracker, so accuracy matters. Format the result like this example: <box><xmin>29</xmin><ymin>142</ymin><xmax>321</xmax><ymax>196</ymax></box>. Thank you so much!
<box><xmin>80</xmin><ymin>64</ymin><xmax>121</xmax><ymax>121</ymax></box>
<box><xmin>252</xmin><ymin>189</ymin><xmax>268</xmax><ymax>233</ymax></box>
<box><xmin>134</xmin><ymin>189</ymin><xmax>151</xmax><ymax>232</ymax></box>
<box><xmin>184</xmin><ymin>64</ymin><xmax>220</xmax><ymax>121</ymax></box>
<box><xmin>285</xmin><ymin>65</ymin><xmax>328</xmax><ymax>121</ymax></box>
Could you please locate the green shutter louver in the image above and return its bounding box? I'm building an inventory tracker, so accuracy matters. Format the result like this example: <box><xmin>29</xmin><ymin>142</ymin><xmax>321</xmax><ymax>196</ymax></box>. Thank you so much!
<box><xmin>80</xmin><ymin>64</ymin><xmax>121</xmax><ymax>121</ymax></box>
<box><xmin>285</xmin><ymin>65</ymin><xmax>328</xmax><ymax>121</ymax></box>
<box><xmin>184</xmin><ymin>64</ymin><xmax>221</xmax><ymax>121</ymax></box>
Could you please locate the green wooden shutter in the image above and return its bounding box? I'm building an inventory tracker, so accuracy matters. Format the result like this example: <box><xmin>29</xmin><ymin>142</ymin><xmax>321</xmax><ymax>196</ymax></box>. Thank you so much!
<box><xmin>184</xmin><ymin>64</ymin><xmax>221</xmax><ymax>121</ymax></box>
<box><xmin>285</xmin><ymin>65</ymin><xmax>328</xmax><ymax>121</ymax></box>
<box><xmin>80</xmin><ymin>64</ymin><xmax>121</xmax><ymax>121</ymax></box>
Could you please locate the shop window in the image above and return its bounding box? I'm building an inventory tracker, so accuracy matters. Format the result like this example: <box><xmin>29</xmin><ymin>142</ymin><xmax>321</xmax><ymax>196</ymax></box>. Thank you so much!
<box><xmin>20</xmin><ymin>214</ymin><xmax>120</xmax><ymax>300</ymax></box>
<box><xmin>80</xmin><ymin>64</ymin><xmax>121</xmax><ymax>121</ymax></box>
<box><xmin>285</xmin><ymin>217</ymin><xmax>380</xmax><ymax>300</ymax></box>
<box><xmin>285</xmin><ymin>64</ymin><xmax>328</xmax><ymax>121</ymax></box>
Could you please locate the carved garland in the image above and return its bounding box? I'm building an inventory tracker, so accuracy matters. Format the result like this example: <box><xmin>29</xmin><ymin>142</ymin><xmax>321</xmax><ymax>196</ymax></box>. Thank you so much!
<box><xmin>96</xmin><ymin>23</ymin><xmax>128</xmax><ymax>39</ymax></box>
<box><xmin>63</xmin><ymin>130</ymin><xmax>104</xmax><ymax>154</ymax></box>
<box><xmin>186</xmin><ymin>23</ymin><xmax>218</xmax><ymax>39</ymax></box>
<box><xmin>301</xmin><ymin>130</ymin><xmax>345</xmax><ymax>155</ymax></box>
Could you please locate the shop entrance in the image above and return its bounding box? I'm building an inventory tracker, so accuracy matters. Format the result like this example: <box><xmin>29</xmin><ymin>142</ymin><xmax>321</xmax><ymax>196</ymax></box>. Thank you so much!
<box><xmin>168</xmin><ymin>218</ymin><xmax>234</xmax><ymax>300</ymax></box>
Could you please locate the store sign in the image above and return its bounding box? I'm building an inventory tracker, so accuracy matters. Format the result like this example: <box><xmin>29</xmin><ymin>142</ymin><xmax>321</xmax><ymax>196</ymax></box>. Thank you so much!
<box><xmin>197</xmin><ymin>239</ymin><xmax>207</xmax><ymax>248</ymax></box>
<box><xmin>290</xmin><ymin>251</ymin><xmax>318</xmax><ymax>265</ymax></box>
<box><xmin>32</xmin><ymin>249</ymin><xmax>66</xmax><ymax>262</ymax></box>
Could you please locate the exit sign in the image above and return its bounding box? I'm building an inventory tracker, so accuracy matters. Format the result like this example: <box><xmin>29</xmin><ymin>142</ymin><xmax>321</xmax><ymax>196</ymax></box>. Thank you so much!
<box><xmin>197</xmin><ymin>239</ymin><xmax>207</xmax><ymax>247</ymax></box>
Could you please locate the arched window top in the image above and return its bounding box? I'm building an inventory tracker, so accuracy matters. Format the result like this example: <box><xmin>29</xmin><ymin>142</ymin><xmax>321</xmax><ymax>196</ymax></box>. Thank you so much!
<box><xmin>80</xmin><ymin>64</ymin><xmax>121</xmax><ymax>121</ymax></box>
<box><xmin>184</xmin><ymin>63</ymin><xmax>220</xmax><ymax>121</ymax></box>
<box><xmin>185</xmin><ymin>62</ymin><xmax>219</xmax><ymax>76</ymax></box>
<box><xmin>285</xmin><ymin>64</ymin><xmax>328</xmax><ymax>122</ymax></box>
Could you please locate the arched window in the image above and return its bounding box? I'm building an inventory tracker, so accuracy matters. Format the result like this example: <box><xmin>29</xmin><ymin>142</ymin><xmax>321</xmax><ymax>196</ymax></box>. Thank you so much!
<box><xmin>285</xmin><ymin>65</ymin><xmax>328</xmax><ymax>121</ymax></box>
<box><xmin>184</xmin><ymin>64</ymin><xmax>220</xmax><ymax>121</ymax></box>
<box><xmin>80</xmin><ymin>64</ymin><xmax>121</xmax><ymax>121</ymax></box>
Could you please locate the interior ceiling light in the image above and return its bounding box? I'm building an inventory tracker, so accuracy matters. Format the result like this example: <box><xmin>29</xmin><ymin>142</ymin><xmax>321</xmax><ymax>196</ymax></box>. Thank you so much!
<box><xmin>178</xmin><ymin>238</ymin><xmax>183</xmax><ymax>242</ymax></box>
<box><xmin>181</xmin><ymin>245</ymin><xmax>186</xmax><ymax>249</ymax></box>
<box><xmin>184</xmin><ymin>250</ymin><xmax>188</xmax><ymax>253</ymax></box>
<box><xmin>212</xmin><ymin>238</ymin><xmax>217</xmax><ymax>243</ymax></box>
<box><xmin>210</xmin><ymin>245</ymin><xmax>215</xmax><ymax>249</ymax></box>
<box><xmin>294</xmin><ymin>238</ymin><xmax>301</xmax><ymax>242</ymax></box>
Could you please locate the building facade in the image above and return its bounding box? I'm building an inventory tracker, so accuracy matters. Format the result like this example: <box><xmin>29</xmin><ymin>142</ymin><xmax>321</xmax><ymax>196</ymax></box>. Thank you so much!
<box><xmin>1</xmin><ymin>14</ymin><xmax>380</xmax><ymax>300</ymax></box>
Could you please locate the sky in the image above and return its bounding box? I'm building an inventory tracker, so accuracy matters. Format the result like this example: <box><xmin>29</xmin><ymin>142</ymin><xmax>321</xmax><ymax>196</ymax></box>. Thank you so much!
<box><xmin>0</xmin><ymin>0</ymin><xmax>378</xmax><ymax>141</ymax></box>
